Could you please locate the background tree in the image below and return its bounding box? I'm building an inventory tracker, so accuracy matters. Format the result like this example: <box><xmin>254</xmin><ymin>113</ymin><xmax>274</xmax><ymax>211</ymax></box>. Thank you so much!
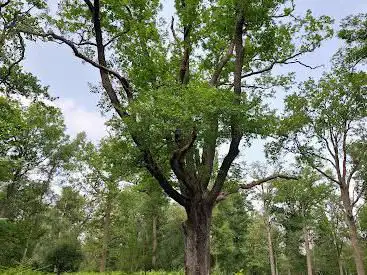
<box><xmin>211</xmin><ymin>193</ymin><xmax>250</xmax><ymax>273</ymax></box>
<box><xmin>269</xmin><ymin>68</ymin><xmax>367</xmax><ymax>274</ymax></box>
<box><xmin>272</xmin><ymin>169</ymin><xmax>330</xmax><ymax>275</ymax></box>
<box><xmin>0</xmin><ymin>0</ymin><xmax>49</xmax><ymax>99</ymax></box>
<box><xmin>338</xmin><ymin>13</ymin><xmax>367</xmax><ymax>67</ymax></box>
<box><xmin>0</xmin><ymin>96</ymin><xmax>84</xmax><ymax>267</ymax></box>
<box><xmin>312</xmin><ymin>194</ymin><xmax>350</xmax><ymax>275</ymax></box>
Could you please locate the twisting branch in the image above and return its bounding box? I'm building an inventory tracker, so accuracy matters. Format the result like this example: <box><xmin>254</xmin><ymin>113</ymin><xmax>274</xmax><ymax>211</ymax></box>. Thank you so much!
<box><xmin>103</xmin><ymin>5</ymin><xmax>132</xmax><ymax>48</ymax></box>
<box><xmin>170</xmin><ymin>128</ymin><xmax>198</xmax><ymax>192</ymax></box>
<box><xmin>174</xmin><ymin>128</ymin><xmax>197</xmax><ymax>159</ymax></box>
<box><xmin>283</xmin><ymin>60</ymin><xmax>323</xmax><ymax>69</ymax></box>
<box><xmin>131</xmin><ymin>134</ymin><xmax>189</xmax><ymax>207</ymax></box>
<box><xmin>89</xmin><ymin>0</ymin><xmax>188</xmax><ymax>206</ymax></box>
<box><xmin>170</xmin><ymin>16</ymin><xmax>180</xmax><ymax>44</ymax></box>
<box><xmin>23</xmin><ymin>29</ymin><xmax>131</xmax><ymax>111</ymax></box>
<box><xmin>242</xmin><ymin>51</ymin><xmax>320</xmax><ymax>79</ymax></box>
<box><xmin>0</xmin><ymin>33</ymin><xmax>25</xmax><ymax>85</ymax></box>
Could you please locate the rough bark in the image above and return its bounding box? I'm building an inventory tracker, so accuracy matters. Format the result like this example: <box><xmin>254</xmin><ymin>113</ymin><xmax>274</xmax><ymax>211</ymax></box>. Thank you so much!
<box><xmin>99</xmin><ymin>197</ymin><xmax>111</xmax><ymax>273</ymax></box>
<box><xmin>340</xmin><ymin>187</ymin><xmax>365</xmax><ymax>275</ymax></box>
<box><xmin>152</xmin><ymin>215</ymin><xmax>158</xmax><ymax>268</ymax></box>
<box><xmin>304</xmin><ymin>227</ymin><xmax>313</xmax><ymax>275</ymax></box>
<box><xmin>183</xmin><ymin>200</ymin><xmax>212</xmax><ymax>275</ymax></box>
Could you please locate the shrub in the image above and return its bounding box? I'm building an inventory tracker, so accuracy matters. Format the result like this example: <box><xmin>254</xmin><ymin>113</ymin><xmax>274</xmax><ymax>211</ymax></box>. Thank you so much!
<box><xmin>44</xmin><ymin>241</ymin><xmax>83</xmax><ymax>275</ymax></box>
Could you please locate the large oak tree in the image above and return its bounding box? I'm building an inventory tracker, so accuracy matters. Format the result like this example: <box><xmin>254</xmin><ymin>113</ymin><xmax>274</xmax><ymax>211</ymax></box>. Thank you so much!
<box><xmin>22</xmin><ymin>0</ymin><xmax>332</xmax><ymax>273</ymax></box>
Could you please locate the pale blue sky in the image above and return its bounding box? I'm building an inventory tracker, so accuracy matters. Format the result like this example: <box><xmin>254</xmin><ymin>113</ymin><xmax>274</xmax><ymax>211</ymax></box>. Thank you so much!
<box><xmin>22</xmin><ymin>0</ymin><xmax>367</xmax><ymax>161</ymax></box>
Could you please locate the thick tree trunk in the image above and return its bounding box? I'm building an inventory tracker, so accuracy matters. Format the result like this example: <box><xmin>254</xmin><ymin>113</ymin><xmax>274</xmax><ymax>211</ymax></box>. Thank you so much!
<box><xmin>99</xmin><ymin>198</ymin><xmax>111</xmax><ymax>273</ymax></box>
<box><xmin>304</xmin><ymin>227</ymin><xmax>313</xmax><ymax>275</ymax></box>
<box><xmin>152</xmin><ymin>215</ymin><xmax>158</xmax><ymax>268</ymax></box>
<box><xmin>340</xmin><ymin>187</ymin><xmax>365</xmax><ymax>275</ymax></box>
<box><xmin>183</xmin><ymin>200</ymin><xmax>212</xmax><ymax>275</ymax></box>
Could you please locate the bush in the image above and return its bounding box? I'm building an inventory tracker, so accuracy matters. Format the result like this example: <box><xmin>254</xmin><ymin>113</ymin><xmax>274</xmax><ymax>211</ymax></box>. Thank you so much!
<box><xmin>0</xmin><ymin>266</ymin><xmax>43</xmax><ymax>274</ymax></box>
<box><xmin>44</xmin><ymin>241</ymin><xmax>83</xmax><ymax>274</ymax></box>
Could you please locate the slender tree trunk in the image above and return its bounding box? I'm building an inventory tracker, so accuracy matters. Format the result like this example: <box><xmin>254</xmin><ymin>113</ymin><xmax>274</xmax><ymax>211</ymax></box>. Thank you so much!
<box><xmin>152</xmin><ymin>215</ymin><xmax>158</xmax><ymax>268</ymax></box>
<box><xmin>265</xmin><ymin>218</ymin><xmax>276</xmax><ymax>275</ymax></box>
<box><xmin>0</xmin><ymin>181</ymin><xmax>17</xmax><ymax>218</ymax></box>
<box><xmin>99</xmin><ymin>198</ymin><xmax>111</xmax><ymax>273</ymax></box>
<box><xmin>304</xmin><ymin>227</ymin><xmax>313</xmax><ymax>275</ymax></box>
<box><xmin>21</xmin><ymin>243</ymin><xmax>28</xmax><ymax>263</ymax></box>
<box><xmin>338</xmin><ymin>258</ymin><xmax>344</xmax><ymax>275</ymax></box>
<box><xmin>183</xmin><ymin>200</ymin><xmax>212</xmax><ymax>275</ymax></box>
<box><xmin>340</xmin><ymin>187</ymin><xmax>365</xmax><ymax>275</ymax></box>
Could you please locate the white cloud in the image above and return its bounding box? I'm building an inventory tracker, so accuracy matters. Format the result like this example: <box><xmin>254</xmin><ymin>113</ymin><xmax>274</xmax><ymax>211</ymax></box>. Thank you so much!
<box><xmin>55</xmin><ymin>98</ymin><xmax>107</xmax><ymax>142</ymax></box>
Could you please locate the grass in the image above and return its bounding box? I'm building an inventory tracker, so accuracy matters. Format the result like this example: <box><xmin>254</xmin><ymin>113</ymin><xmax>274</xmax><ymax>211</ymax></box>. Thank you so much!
<box><xmin>0</xmin><ymin>268</ymin><xmax>184</xmax><ymax>275</ymax></box>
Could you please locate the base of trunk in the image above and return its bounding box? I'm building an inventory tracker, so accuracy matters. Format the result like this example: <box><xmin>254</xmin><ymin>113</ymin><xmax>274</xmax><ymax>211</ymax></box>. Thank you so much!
<box><xmin>183</xmin><ymin>201</ymin><xmax>212</xmax><ymax>275</ymax></box>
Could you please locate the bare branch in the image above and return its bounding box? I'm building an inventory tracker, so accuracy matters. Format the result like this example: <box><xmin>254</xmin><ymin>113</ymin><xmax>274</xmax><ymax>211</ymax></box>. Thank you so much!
<box><xmin>242</xmin><ymin>51</ymin><xmax>319</xmax><ymax>79</ymax></box>
<box><xmin>216</xmin><ymin>174</ymin><xmax>298</xmax><ymax>203</ymax></box>
<box><xmin>318</xmin><ymin>133</ymin><xmax>336</xmax><ymax>159</ymax></box>
<box><xmin>239</xmin><ymin>174</ymin><xmax>298</xmax><ymax>189</ymax></box>
<box><xmin>283</xmin><ymin>60</ymin><xmax>323</xmax><ymax>69</ymax></box>
<box><xmin>310</xmin><ymin>162</ymin><xmax>340</xmax><ymax>185</ymax></box>
<box><xmin>210</xmin><ymin>40</ymin><xmax>234</xmax><ymax>86</ymax></box>
<box><xmin>104</xmin><ymin>33</ymin><xmax>124</xmax><ymax>48</ymax></box>
<box><xmin>77</xmin><ymin>41</ymin><xmax>97</xmax><ymax>47</ymax></box>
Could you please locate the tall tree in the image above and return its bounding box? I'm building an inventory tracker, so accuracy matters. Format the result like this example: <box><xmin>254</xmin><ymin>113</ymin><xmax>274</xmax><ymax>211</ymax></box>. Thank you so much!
<box><xmin>211</xmin><ymin>193</ymin><xmax>250</xmax><ymax>273</ymax></box>
<box><xmin>269</xmin><ymin>68</ymin><xmax>367</xmax><ymax>274</ymax></box>
<box><xmin>24</xmin><ymin>0</ymin><xmax>332</xmax><ymax>272</ymax></box>
<box><xmin>0</xmin><ymin>97</ymin><xmax>83</xmax><ymax>267</ymax></box>
<box><xmin>338</xmin><ymin>13</ymin><xmax>367</xmax><ymax>67</ymax></box>
<box><xmin>0</xmin><ymin>97</ymin><xmax>81</xmax><ymax>220</ymax></box>
<box><xmin>0</xmin><ymin>0</ymin><xmax>49</xmax><ymax>99</ymax></box>
<box><xmin>273</xmin><ymin>169</ymin><xmax>330</xmax><ymax>275</ymax></box>
<box><xmin>313</xmin><ymin>195</ymin><xmax>349</xmax><ymax>275</ymax></box>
